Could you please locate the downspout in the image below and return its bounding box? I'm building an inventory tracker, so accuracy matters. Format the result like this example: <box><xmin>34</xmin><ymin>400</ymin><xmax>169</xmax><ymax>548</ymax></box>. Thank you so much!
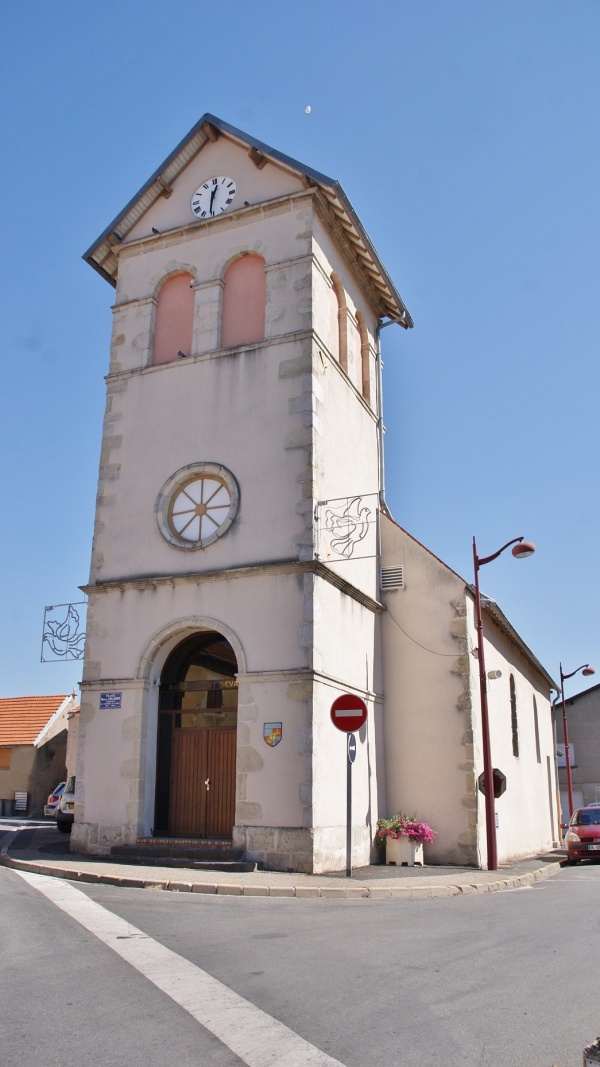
<box><xmin>375</xmin><ymin>312</ymin><xmax>408</xmax><ymax>606</ymax></box>
<box><xmin>375</xmin><ymin>313</ymin><xmax>408</xmax><ymax>518</ymax></box>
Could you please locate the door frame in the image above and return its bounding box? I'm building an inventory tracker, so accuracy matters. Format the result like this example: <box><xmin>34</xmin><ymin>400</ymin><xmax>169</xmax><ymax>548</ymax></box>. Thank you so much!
<box><xmin>153</xmin><ymin>630</ymin><xmax>239</xmax><ymax>839</ymax></box>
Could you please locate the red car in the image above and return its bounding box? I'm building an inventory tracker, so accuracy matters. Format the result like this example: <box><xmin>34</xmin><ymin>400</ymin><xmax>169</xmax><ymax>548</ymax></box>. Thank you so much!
<box><xmin>564</xmin><ymin>805</ymin><xmax>600</xmax><ymax>864</ymax></box>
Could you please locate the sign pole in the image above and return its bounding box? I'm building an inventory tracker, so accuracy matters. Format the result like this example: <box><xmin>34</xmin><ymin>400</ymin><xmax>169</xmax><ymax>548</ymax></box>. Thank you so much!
<box><xmin>329</xmin><ymin>696</ymin><xmax>366</xmax><ymax>880</ymax></box>
<box><xmin>346</xmin><ymin>741</ymin><xmax>352</xmax><ymax>877</ymax></box>
<box><xmin>346</xmin><ymin>732</ymin><xmax>357</xmax><ymax>878</ymax></box>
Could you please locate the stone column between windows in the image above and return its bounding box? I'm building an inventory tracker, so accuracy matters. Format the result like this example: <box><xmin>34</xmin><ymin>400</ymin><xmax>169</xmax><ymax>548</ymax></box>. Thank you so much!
<box><xmin>191</xmin><ymin>276</ymin><xmax>223</xmax><ymax>355</ymax></box>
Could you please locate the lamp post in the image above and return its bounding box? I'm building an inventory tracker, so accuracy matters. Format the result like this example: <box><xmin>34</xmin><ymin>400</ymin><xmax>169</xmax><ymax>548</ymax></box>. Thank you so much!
<box><xmin>559</xmin><ymin>662</ymin><xmax>595</xmax><ymax>819</ymax></box>
<box><xmin>473</xmin><ymin>535</ymin><xmax>535</xmax><ymax>870</ymax></box>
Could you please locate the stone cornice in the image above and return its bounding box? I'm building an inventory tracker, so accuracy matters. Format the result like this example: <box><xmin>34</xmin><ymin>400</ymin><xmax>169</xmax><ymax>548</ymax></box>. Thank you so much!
<box><xmin>112</xmin><ymin>188</ymin><xmax>316</xmax><ymax>264</ymax></box>
<box><xmin>82</xmin><ymin>558</ymin><xmax>383</xmax><ymax>614</ymax></box>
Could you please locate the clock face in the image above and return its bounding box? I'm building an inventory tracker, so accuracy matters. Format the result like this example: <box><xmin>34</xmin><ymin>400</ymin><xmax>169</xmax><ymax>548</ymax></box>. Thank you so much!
<box><xmin>191</xmin><ymin>176</ymin><xmax>237</xmax><ymax>219</ymax></box>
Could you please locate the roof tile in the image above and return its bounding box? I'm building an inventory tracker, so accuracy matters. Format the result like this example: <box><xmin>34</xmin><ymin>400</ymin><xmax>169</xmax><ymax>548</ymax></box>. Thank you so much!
<box><xmin>0</xmin><ymin>696</ymin><xmax>68</xmax><ymax>746</ymax></box>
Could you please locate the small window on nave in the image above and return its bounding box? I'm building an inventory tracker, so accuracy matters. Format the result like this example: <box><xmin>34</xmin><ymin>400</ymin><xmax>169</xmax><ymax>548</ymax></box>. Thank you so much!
<box><xmin>221</xmin><ymin>254</ymin><xmax>266</xmax><ymax>348</ymax></box>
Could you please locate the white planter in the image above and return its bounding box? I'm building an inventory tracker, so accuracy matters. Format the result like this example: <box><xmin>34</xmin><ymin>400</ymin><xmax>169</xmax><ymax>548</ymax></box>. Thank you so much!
<box><xmin>385</xmin><ymin>836</ymin><xmax>423</xmax><ymax>867</ymax></box>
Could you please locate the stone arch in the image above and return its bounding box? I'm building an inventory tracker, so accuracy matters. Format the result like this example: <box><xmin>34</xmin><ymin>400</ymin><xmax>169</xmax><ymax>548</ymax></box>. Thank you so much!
<box><xmin>136</xmin><ymin>617</ymin><xmax>247</xmax><ymax>836</ymax></box>
<box><xmin>138</xmin><ymin>615</ymin><xmax>247</xmax><ymax>683</ymax></box>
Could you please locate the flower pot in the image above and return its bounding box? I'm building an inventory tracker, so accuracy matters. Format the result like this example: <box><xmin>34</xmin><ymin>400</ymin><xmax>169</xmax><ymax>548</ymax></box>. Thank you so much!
<box><xmin>386</xmin><ymin>835</ymin><xmax>423</xmax><ymax>866</ymax></box>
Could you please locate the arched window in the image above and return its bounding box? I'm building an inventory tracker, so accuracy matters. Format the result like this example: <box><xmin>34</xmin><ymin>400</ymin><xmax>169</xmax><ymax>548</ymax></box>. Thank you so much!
<box><xmin>330</xmin><ymin>273</ymin><xmax>347</xmax><ymax>373</ymax></box>
<box><xmin>347</xmin><ymin>314</ymin><xmax>361</xmax><ymax>392</ymax></box>
<box><xmin>221</xmin><ymin>254</ymin><xmax>266</xmax><ymax>348</ymax></box>
<box><xmin>153</xmin><ymin>273</ymin><xmax>195</xmax><ymax>365</ymax></box>
<box><xmin>510</xmin><ymin>674</ymin><xmax>519</xmax><ymax>757</ymax></box>
<box><xmin>533</xmin><ymin>695</ymin><xmax>541</xmax><ymax>763</ymax></box>
<box><xmin>356</xmin><ymin>311</ymin><xmax>371</xmax><ymax>404</ymax></box>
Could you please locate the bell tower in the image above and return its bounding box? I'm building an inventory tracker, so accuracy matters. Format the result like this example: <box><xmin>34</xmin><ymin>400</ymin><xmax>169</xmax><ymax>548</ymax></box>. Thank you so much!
<box><xmin>75</xmin><ymin>115</ymin><xmax>412</xmax><ymax>872</ymax></box>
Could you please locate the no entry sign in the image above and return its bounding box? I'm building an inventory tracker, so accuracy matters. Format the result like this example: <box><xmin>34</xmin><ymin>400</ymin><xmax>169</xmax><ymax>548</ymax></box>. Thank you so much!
<box><xmin>330</xmin><ymin>693</ymin><xmax>367</xmax><ymax>733</ymax></box>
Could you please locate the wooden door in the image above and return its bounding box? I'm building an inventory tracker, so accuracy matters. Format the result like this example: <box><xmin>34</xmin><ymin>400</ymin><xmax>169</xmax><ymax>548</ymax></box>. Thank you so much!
<box><xmin>168</xmin><ymin>726</ymin><xmax>236</xmax><ymax>838</ymax></box>
<box><xmin>205</xmin><ymin>728</ymin><xmax>237</xmax><ymax>837</ymax></box>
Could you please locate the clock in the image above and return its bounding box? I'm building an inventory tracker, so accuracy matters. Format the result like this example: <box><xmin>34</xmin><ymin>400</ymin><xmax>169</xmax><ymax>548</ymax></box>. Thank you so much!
<box><xmin>191</xmin><ymin>176</ymin><xmax>237</xmax><ymax>219</ymax></box>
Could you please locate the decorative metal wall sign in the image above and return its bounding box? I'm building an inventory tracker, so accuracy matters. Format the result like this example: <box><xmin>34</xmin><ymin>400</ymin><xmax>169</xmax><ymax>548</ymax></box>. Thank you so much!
<box><xmin>316</xmin><ymin>494</ymin><xmax>377</xmax><ymax>562</ymax></box>
<box><xmin>263</xmin><ymin>723</ymin><xmax>282</xmax><ymax>747</ymax></box>
<box><xmin>41</xmin><ymin>602</ymin><xmax>86</xmax><ymax>662</ymax></box>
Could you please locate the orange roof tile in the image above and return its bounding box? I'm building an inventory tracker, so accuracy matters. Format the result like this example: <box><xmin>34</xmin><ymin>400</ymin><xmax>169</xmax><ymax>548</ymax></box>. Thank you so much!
<box><xmin>0</xmin><ymin>695</ymin><xmax>68</xmax><ymax>746</ymax></box>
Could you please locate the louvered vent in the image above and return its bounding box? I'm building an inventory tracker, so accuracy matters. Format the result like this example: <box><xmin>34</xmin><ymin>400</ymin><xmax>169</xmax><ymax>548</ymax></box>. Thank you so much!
<box><xmin>381</xmin><ymin>566</ymin><xmax>404</xmax><ymax>590</ymax></box>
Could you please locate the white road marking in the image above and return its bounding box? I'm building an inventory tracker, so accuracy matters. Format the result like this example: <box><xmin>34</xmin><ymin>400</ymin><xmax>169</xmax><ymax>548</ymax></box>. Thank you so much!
<box><xmin>16</xmin><ymin>870</ymin><xmax>345</xmax><ymax>1067</ymax></box>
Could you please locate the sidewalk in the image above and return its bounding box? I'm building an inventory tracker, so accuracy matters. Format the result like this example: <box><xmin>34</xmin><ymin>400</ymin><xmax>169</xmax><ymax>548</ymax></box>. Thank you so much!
<box><xmin>0</xmin><ymin>822</ymin><xmax>567</xmax><ymax>900</ymax></box>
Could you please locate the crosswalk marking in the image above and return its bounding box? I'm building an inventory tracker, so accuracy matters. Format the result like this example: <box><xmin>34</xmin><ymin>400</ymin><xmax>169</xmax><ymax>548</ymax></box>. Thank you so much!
<box><xmin>16</xmin><ymin>870</ymin><xmax>346</xmax><ymax>1067</ymax></box>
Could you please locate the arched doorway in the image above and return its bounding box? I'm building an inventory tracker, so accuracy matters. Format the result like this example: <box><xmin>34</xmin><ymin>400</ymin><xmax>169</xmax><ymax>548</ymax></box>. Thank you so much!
<box><xmin>155</xmin><ymin>631</ymin><xmax>238</xmax><ymax>838</ymax></box>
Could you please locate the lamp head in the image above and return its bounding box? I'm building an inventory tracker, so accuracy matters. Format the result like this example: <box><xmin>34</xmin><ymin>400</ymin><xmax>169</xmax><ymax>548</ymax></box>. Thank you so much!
<box><xmin>582</xmin><ymin>667</ymin><xmax>596</xmax><ymax>677</ymax></box>
<box><xmin>512</xmin><ymin>541</ymin><xmax>535</xmax><ymax>559</ymax></box>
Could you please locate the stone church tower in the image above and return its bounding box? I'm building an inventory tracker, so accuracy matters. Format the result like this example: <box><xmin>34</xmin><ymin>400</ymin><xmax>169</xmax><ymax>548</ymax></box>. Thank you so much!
<box><xmin>76</xmin><ymin>115</ymin><xmax>412</xmax><ymax>872</ymax></box>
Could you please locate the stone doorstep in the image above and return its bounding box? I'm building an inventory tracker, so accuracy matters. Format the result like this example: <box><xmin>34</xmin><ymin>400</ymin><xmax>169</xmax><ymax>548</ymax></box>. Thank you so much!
<box><xmin>110</xmin><ymin>837</ymin><xmax>253</xmax><ymax>871</ymax></box>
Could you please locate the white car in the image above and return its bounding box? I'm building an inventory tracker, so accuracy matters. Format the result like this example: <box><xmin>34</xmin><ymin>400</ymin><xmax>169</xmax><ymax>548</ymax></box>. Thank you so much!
<box><xmin>44</xmin><ymin>781</ymin><xmax>66</xmax><ymax>818</ymax></box>
<box><xmin>55</xmin><ymin>775</ymin><xmax>75</xmax><ymax>834</ymax></box>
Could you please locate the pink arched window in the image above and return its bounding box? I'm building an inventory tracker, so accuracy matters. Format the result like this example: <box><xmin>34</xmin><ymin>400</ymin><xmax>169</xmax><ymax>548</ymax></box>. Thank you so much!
<box><xmin>356</xmin><ymin>311</ymin><xmax>371</xmax><ymax>404</ymax></box>
<box><xmin>329</xmin><ymin>273</ymin><xmax>347</xmax><ymax>372</ymax></box>
<box><xmin>347</xmin><ymin>316</ymin><xmax>361</xmax><ymax>392</ymax></box>
<box><xmin>153</xmin><ymin>273</ymin><xmax>195</xmax><ymax>365</ymax></box>
<box><xmin>221</xmin><ymin>254</ymin><xmax>266</xmax><ymax>348</ymax></box>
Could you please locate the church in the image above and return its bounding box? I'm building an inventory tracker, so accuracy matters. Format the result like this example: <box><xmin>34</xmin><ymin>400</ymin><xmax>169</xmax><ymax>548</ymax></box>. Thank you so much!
<box><xmin>74</xmin><ymin>115</ymin><xmax>558</xmax><ymax>871</ymax></box>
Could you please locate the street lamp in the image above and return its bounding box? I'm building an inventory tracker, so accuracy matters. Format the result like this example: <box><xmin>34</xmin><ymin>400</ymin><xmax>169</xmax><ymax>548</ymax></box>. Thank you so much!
<box><xmin>559</xmin><ymin>662</ymin><xmax>595</xmax><ymax>819</ymax></box>
<box><xmin>473</xmin><ymin>535</ymin><xmax>536</xmax><ymax>871</ymax></box>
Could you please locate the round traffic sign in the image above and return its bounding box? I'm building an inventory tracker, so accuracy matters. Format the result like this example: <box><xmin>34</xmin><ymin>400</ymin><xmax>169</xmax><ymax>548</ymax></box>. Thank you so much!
<box><xmin>330</xmin><ymin>693</ymin><xmax>367</xmax><ymax>733</ymax></box>
<box><xmin>347</xmin><ymin>733</ymin><xmax>357</xmax><ymax>763</ymax></box>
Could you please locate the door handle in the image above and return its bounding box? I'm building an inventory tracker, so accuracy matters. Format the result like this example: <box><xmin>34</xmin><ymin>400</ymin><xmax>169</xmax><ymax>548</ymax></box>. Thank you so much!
<box><xmin>205</xmin><ymin>777</ymin><xmax>210</xmax><ymax>791</ymax></box>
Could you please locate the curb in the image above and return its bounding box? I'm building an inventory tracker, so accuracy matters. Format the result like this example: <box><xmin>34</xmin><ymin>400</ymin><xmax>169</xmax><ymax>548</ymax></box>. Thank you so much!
<box><xmin>0</xmin><ymin>847</ymin><xmax>561</xmax><ymax>899</ymax></box>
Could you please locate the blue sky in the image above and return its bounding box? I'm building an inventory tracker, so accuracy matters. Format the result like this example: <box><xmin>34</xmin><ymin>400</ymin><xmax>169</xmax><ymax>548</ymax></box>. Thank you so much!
<box><xmin>1</xmin><ymin>1</ymin><xmax>598</xmax><ymax>697</ymax></box>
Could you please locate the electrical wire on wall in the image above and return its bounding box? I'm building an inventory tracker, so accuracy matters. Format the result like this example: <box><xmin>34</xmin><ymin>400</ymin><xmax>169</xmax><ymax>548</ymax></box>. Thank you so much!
<box><xmin>385</xmin><ymin>604</ymin><xmax>473</xmax><ymax>659</ymax></box>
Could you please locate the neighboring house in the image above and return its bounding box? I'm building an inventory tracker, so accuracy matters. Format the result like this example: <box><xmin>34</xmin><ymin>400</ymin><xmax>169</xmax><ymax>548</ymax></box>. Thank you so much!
<box><xmin>552</xmin><ymin>682</ymin><xmax>600</xmax><ymax>823</ymax></box>
<box><xmin>73</xmin><ymin>114</ymin><xmax>556</xmax><ymax>871</ymax></box>
<box><xmin>0</xmin><ymin>694</ymin><xmax>78</xmax><ymax>815</ymax></box>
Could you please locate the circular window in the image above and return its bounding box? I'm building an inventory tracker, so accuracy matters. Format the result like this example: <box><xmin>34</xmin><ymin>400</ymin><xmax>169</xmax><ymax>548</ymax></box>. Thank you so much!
<box><xmin>156</xmin><ymin>463</ymin><xmax>239</xmax><ymax>550</ymax></box>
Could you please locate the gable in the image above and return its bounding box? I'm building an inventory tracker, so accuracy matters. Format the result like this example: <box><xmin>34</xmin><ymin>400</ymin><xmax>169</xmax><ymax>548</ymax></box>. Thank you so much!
<box><xmin>83</xmin><ymin>114</ymin><xmax>413</xmax><ymax>326</ymax></box>
<box><xmin>127</xmin><ymin>135</ymin><xmax>305</xmax><ymax>244</ymax></box>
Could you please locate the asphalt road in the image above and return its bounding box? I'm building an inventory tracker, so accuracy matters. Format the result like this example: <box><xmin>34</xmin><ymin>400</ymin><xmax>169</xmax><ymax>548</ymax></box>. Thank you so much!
<box><xmin>2</xmin><ymin>856</ymin><xmax>599</xmax><ymax>1067</ymax></box>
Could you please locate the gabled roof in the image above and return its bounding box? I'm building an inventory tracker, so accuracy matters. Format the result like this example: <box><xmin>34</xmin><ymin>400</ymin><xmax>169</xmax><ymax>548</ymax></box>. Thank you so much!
<box><xmin>381</xmin><ymin>515</ymin><xmax>556</xmax><ymax>690</ymax></box>
<box><xmin>0</xmin><ymin>695</ymin><xmax>69</xmax><ymax>746</ymax></box>
<box><xmin>83</xmin><ymin>114</ymin><xmax>413</xmax><ymax>327</ymax></box>
<box><xmin>466</xmin><ymin>587</ymin><xmax>558</xmax><ymax>691</ymax></box>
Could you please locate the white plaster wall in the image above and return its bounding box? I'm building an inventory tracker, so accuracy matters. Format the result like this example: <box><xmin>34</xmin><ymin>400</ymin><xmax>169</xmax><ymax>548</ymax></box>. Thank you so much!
<box><xmin>77</xmin><ymin>570</ymin><xmax>315</xmax><ymax>848</ymax></box>
<box><xmin>311</xmin><ymin>216</ymin><xmax>379</xmax><ymax>404</ymax></box>
<box><xmin>466</xmin><ymin>597</ymin><xmax>558</xmax><ymax>861</ymax></box>
<box><xmin>381</xmin><ymin>516</ymin><xmax>557</xmax><ymax>867</ymax></box>
<box><xmin>380</xmin><ymin>517</ymin><xmax>475</xmax><ymax>865</ymax></box>
<box><xmin>84</xmin><ymin>572</ymin><xmax>304</xmax><ymax>680</ymax></box>
<box><xmin>90</xmin><ymin>337</ymin><xmax>310</xmax><ymax>583</ymax></box>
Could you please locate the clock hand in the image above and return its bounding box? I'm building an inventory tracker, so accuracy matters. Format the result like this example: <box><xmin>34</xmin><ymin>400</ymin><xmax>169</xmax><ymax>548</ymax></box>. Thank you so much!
<box><xmin>209</xmin><ymin>185</ymin><xmax>218</xmax><ymax>213</ymax></box>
